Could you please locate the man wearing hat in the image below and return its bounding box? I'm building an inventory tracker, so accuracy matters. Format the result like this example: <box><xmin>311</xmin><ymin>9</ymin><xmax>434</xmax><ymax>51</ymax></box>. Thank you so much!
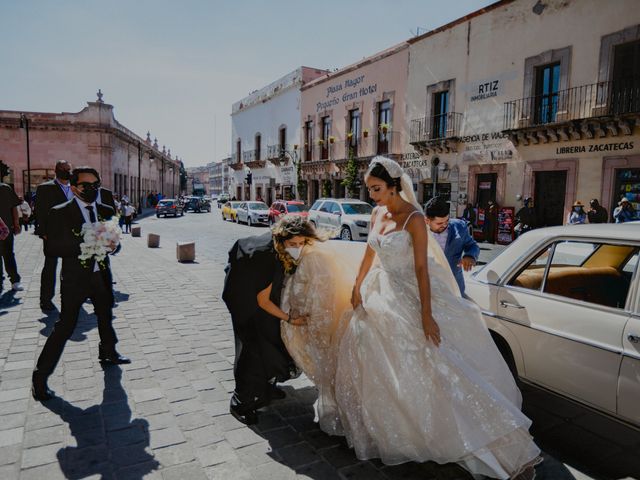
<box><xmin>568</xmin><ymin>201</ymin><xmax>587</xmax><ymax>224</ymax></box>
<box><xmin>613</xmin><ymin>197</ymin><xmax>638</xmax><ymax>223</ymax></box>
<box><xmin>424</xmin><ymin>197</ymin><xmax>480</xmax><ymax>295</ymax></box>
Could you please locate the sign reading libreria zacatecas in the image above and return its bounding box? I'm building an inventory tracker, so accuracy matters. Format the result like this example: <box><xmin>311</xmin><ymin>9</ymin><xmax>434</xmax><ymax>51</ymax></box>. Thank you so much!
<box><xmin>316</xmin><ymin>75</ymin><xmax>378</xmax><ymax>112</ymax></box>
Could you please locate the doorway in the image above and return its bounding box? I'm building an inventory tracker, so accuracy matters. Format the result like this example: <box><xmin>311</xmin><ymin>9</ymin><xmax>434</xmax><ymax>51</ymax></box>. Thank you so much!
<box><xmin>475</xmin><ymin>173</ymin><xmax>497</xmax><ymax>208</ymax></box>
<box><xmin>534</xmin><ymin>170</ymin><xmax>567</xmax><ymax>226</ymax></box>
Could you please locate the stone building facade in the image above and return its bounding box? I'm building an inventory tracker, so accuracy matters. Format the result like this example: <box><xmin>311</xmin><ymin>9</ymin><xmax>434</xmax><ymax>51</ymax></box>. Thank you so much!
<box><xmin>406</xmin><ymin>0</ymin><xmax>640</xmax><ymax>230</ymax></box>
<box><xmin>299</xmin><ymin>43</ymin><xmax>411</xmax><ymax>204</ymax></box>
<box><xmin>0</xmin><ymin>92</ymin><xmax>181</xmax><ymax>206</ymax></box>
<box><xmin>230</xmin><ymin>67</ymin><xmax>328</xmax><ymax>203</ymax></box>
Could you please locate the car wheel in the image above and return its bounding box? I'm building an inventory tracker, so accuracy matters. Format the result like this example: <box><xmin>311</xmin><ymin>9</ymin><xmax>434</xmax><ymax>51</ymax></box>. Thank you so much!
<box><xmin>235</xmin><ymin>215</ymin><xmax>239</xmax><ymax>224</ymax></box>
<box><xmin>248</xmin><ymin>217</ymin><xmax>252</xmax><ymax>227</ymax></box>
<box><xmin>490</xmin><ymin>331</ymin><xmax>518</xmax><ymax>379</ymax></box>
<box><xmin>340</xmin><ymin>226</ymin><xmax>353</xmax><ymax>241</ymax></box>
<box><xmin>156</xmin><ymin>213</ymin><xmax>160</xmax><ymax>218</ymax></box>
<box><xmin>181</xmin><ymin>211</ymin><xmax>184</xmax><ymax>216</ymax></box>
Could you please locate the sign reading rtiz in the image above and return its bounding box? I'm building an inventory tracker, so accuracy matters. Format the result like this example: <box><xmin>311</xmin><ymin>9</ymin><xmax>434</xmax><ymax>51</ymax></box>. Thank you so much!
<box><xmin>317</xmin><ymin>75</ymin><xmax>378</xmax><ymax>112</ymax></box>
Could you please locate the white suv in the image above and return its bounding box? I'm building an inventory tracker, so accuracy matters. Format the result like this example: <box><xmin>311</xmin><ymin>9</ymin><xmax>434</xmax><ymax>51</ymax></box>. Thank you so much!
<box><xmin>308</xmin><ymin>198</ymin><xmax>373</xmax><ymax>241</ymax></box>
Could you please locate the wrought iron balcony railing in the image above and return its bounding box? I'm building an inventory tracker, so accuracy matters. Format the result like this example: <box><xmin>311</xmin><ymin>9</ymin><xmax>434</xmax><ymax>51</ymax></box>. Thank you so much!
<box><xmin>410</xmin><ymin>113</ymin><xmax>463</xmax><ymax>144</ymax></box>
<box><xmin>266</xmin><ymin>144</ymin><xmax>289</xmax><ymax>160</ymax></box>
<box><xmin>503</xmin><ymin>79</ymin><xmax>640</xmax><ymax>130</ymax></box>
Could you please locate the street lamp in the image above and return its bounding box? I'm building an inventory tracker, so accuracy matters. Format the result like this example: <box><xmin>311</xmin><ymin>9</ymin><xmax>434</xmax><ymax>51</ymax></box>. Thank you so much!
<box><xmin>19</xmin><ymin>114</ymin><xmax>32</xmax><ymax>200</ymax></box>
<box><xmin>137</xmin><ymin>142</ymin><xmax>143</xmax><ymax>214</ymax></box>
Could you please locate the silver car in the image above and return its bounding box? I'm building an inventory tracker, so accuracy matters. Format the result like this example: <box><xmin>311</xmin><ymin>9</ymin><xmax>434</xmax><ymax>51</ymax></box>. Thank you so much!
<box><xmin>236</xmin><ymin>201</ymin><xmax>270</xmax><ymax>226</ymax></box>
<box><xmin>466</xmin><ymin>224</ymin><xmax>640</xmax><ymax>428</ymax></box>
<box><xmin>308</xmin><ymin>198</ymin><xmax>373</xmax><ymax>241</ymax></box>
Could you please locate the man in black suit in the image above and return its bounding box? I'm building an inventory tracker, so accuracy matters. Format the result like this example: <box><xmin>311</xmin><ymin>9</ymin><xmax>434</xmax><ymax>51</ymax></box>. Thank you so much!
<box><xmin>35</xmin><ymin>160</ymin><xmax>74</xmax><ymax>311</ymax></box>
<box><xmin>98</xmin><ymin>187</ymin><xmax>117</xmax><ymax>212</ymax></box>
<box><xmin>32</xmin><ymin>167</ymin><xmax>130</xmax><ymax>402</ymax></box>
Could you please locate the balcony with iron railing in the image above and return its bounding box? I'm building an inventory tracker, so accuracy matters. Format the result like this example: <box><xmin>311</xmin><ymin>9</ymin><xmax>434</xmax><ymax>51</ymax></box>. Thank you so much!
<box><xmin>409</xmin><ymin>113</ymin><xmax>463</xmax><ymax>152</ymax></box>
<box><xmin>229</xmin><ymin>152</ymin><xmax>244</xmax><ymax>171</ymax></box>
<box><xmin>503</xmin><ymin>79</ymin><xmax>640</xmax><ymax>144</ymax></box>
<box><xmin>243</xmin><ymin>149</ymin><xmax>266</xmax><ymax>169</ymax></box>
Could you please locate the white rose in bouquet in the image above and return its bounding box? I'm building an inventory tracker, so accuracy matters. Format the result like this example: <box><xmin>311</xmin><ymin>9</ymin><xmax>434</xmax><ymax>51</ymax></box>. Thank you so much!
<box><xmin>77</xmin><ymin>218</ymin><xmax>122</xmax><ymax>267</ymax></box>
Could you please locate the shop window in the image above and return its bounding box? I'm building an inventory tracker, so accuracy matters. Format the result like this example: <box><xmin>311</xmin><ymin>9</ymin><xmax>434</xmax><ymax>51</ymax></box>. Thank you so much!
<box><xmin>613</xmin><ymin>168</ymin><xmax>640</xmax><ymax>215</ymax></box>
<box><xmin>348</xmin><ymin>109</ymin><xmax>360</xmax><ymax>156</ymax></box>
<box><xmin>255</xmin><ymin>134</ymin><xmax>261</xmax><ymax>161</ymax></box>
<box><xmin>321</xmin><ymin>116</ymin><xmax>331</xmax><ymax>160</ymax></box>
<box><xmin>534</xmin><ymin>63</ymin><xmax>560</xmax><ymax>124</ymax></box>
<box><xmin>377</xmin><ymin>100</ymin><xmax>391</xmax><ymax>154</ymax></box>
<box><xmin>305</xmin><ymin>121</ymin><xmax>313</xmax><ymax>161</ymax></box>
<box><xmin>432</xmin><ymin>91</ymin><xmax>449</xmax><ymax>139</ymax></box>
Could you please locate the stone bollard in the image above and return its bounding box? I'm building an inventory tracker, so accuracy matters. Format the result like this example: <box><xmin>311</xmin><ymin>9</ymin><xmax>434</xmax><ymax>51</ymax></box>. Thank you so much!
<box><xmin>176</xmin><ymin>241</ymin><xmax>195</xmax><ymax>262</ymax></box>
<box><xmin>147</xmin><ymin>233</ymin><xmax>160</xmax><ymax>248</ymax></box>
<box><xmin>131</xmin><ymin>225</ymin><xmax>141</xmax><ymax>237</ymax></box>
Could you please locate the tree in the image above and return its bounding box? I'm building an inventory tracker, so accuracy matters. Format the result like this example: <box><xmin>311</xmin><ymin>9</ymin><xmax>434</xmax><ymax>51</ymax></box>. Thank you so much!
<box><xmin>341</xmin><ymin>147</ymin><xmax>359</xmax><ymax>198</ymax></box>
<box><xmin>296</xmin><ymin>160</ymin><xmax>306</xmax><ymax>200</ymax></box>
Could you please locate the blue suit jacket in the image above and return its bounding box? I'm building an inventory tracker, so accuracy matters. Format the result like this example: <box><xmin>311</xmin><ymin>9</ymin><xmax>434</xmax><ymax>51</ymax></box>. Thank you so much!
<box><xmin>441</xmin><ymin>219</ymin><xmax>480</xmax><ymax>294</ymax></box>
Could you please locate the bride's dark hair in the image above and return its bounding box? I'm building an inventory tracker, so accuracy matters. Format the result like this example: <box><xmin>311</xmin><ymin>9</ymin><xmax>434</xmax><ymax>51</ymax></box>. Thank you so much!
<box><xmin>272</xmin><ymin>215</ymin><xmax>327</xmax><ymax>273</ymax></box>
<box><xmin>367</xmin><ymin>162</ymin><xmax>402</xmax><ymax>192</ymax></box>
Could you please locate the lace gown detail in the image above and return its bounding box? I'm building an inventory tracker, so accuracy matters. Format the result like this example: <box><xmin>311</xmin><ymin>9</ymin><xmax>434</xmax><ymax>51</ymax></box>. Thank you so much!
<box><xmin>333</xmin><ymin>228</ymin><xmax>540</xmax><ymax>479</ymax></box>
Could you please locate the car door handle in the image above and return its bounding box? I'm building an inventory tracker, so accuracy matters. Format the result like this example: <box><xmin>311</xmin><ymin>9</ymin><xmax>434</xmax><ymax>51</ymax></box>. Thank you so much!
<box><xmin>628</xmin><ymin>333</ymin><xmax>640</xmax><ymax>344</ymax></box>
<box><xmin>499</xmin><ymin>300</ymin><xmax>525</xmax><ymax>309</ymax></box>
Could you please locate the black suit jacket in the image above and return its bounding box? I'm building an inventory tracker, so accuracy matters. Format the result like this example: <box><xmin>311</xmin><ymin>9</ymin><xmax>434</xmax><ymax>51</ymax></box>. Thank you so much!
<box><xmin>45</xmin><ymin>199</ymin><xmax>116</xmax><ymax>285</ymax></box>
<box><xmin>34</xmin><ymin>180</ymin><xmax>70</xmax><ymax>237</ymax></box>
<box><xmin>99</xmin><ymin>188</ymin><xmax>117</xmax><ymax>212</ymax></box>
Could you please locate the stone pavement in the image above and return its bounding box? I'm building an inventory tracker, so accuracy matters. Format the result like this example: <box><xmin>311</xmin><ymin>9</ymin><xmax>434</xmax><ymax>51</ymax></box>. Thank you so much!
<box><xmin>0</xmin><ymin>211</ymin><xmax>638</xmax><ymax>480</ymax></box>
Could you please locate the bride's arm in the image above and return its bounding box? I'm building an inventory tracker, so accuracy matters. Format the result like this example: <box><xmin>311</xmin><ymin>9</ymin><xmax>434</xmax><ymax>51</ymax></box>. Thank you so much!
<box><xmin>350</xmin><ymin>208</ymin><xmax>379</xmax><ymax>308</ymax></box>
<box><xmin>406</xmin><ymin>214</ymin><xmax>441</xmax><ymax>346</ymax></box>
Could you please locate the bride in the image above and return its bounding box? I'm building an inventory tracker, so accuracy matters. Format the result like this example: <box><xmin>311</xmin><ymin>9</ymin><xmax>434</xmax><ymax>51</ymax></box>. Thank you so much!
<box><xmin>329</xmin><ymin>157</ymin><xmax>541</xmax><ymax>480</ymax></box>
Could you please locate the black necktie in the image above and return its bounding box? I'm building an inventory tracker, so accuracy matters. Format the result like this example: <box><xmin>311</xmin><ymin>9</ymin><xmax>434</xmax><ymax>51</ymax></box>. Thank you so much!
<box><xmin>86</xmin><ymin>205</ymin><xmax>96</xmax><ymax>223</ymax></box>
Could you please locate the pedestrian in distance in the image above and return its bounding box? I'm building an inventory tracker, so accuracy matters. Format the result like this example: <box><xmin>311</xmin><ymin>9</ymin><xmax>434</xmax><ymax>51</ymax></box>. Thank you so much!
<box><xmin>483</xmin><ymin>200</ymin><xmax>498</xmax><ymax>244</ymax></box>
<box><xmin>587</xmin><ymin>198</ymin><xmax>608</xmax><ymax>223</ymax></box>
<box><xmin>17</xmin><ymin>195</ymin><xmax>32</xmax><ymax>231</ymax></box>
<box><xmin>32</xmin><ymin>166</ymin><xmax>130</xmax><ymax>402</ymax></box>
<box><xmin>613</xmin><ymin>197</ymin><xmax>637</xmax><ymax>223</ymax></box>
<box><xmin>424</xmin><ymin>196</ymin><xmax>480</xmax><ymax>295</ymax></box>
<box><xmin>514</xmin><ymin>197</ymin><xmax>537</xmax><ymax>237</ymax></box>
<box><xmin>568</xmin><ymin>201</ymin><xmax>587</xmax><ymax>224</ymax></box>
<box><xmin>34</xmin><ymin>160</ymin><xmax>74</xmax><ymax>311</ymax></box>
<box><xmin>123</xmin><ymin>201</ymin><xmax>135</xmax><ymax>233</ymax></box>
<box><xmin>0</xmin><ymin>181</ymin><xmax>23</xmax><ymax>293</ymax></box>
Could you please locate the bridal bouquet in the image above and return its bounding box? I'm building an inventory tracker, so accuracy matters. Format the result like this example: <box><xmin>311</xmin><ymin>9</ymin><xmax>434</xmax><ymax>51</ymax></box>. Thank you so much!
<box><xmin>77</xmin><ymin>217</ymin><xmax>121</xmax><ymax>267</ymax></box>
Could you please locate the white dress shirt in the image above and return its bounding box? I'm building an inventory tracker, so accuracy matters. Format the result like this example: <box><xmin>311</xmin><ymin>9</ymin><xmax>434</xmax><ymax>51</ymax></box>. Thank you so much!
<box><xmin>75</xmin><ymin>196</ymin><xmax>100</xmax><ymax>272</ymax></box>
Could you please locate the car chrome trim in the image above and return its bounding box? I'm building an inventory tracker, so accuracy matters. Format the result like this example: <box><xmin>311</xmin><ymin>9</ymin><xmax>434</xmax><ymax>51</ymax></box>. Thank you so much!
<box><xmin>485</xmin><ymin>311</ymin><xmax>625</xmax><ymax>355</ymax></box>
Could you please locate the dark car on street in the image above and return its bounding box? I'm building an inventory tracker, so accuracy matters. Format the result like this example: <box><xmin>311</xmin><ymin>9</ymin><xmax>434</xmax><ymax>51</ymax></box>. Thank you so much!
<box><xmin>184</xmin><ymin>196</ymin><xmax>211</xmax><ymax>213</ymax></box>
<box><xmin>156</xmin><ymin>199</ymin><xmax>184</xmax><ymax>218</ymax></box>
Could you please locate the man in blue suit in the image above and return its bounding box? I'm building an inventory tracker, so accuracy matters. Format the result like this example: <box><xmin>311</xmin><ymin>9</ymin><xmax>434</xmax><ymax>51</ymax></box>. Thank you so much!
<box><xmin>425</xmin><ymin>197</ymin><xmax>480</xmax><ymax>295</ymax></box>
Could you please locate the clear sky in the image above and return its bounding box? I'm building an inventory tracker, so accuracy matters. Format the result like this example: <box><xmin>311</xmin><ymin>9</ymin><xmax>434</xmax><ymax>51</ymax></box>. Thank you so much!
<box><xmin>1</xmin><ymin>0</ymin><xmax>491</xmax><ymax>167</ymax></box>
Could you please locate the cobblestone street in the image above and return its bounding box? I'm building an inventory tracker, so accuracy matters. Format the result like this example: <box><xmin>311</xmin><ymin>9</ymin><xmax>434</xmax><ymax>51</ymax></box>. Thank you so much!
<box><xmin>0</xmin><ymin>209</ymin><xmax>638</xmax><ymax>480</ymax></box>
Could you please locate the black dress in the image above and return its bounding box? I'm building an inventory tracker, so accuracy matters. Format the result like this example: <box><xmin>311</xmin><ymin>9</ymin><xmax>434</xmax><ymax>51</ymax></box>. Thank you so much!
<box><xmin>222</xmin><ymin>232</ymin><xmax>295</xmax><ymax>404</ymax></box>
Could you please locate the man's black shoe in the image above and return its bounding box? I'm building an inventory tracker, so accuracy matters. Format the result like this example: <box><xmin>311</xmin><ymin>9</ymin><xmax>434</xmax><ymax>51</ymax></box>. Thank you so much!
<box><xmin>98</xmin><ymin>345</ymin><xmax>131</xmax><ymax>365</ymax></box>
<box><xmin>230</xmin><ymin>401</ymin><xmax>259</xmax><ymax>425</ymax></box>
<box><xmin>40</xmin><ymin>302</ymin><xmax>56</xmax><ymax>312</ymax></box>
<box><xmin>32</xmin><ymin>372</ymin><xmax>54</xmax><ymax>401</ymax></box>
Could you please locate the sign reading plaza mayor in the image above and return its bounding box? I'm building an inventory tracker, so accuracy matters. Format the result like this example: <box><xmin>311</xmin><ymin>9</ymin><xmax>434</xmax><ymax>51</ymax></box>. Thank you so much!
<box><xmin>316</xmin><ymin>74</ymin><xmax>378</xmax><ymax>113</ymax></box>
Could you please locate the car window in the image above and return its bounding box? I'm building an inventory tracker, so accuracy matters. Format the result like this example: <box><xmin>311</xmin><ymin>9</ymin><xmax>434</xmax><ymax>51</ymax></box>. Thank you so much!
<box><xmin>311</xmin><ymin>200</ymin><xmax>324</xmax><ymax>211</ymax></box>
<box><xmin>286</xmin><ymin>204</ymin><xmax>308</xmax><ymax>213</ymax></box>
<box><xmin>511</xmin><ymin>240</ymin><xmax>635</xmax><ymax>309</ymax></box>
<box><xmin>239</xmin><ymin>203</ymin><xmax>246</xmax><ymax>209</ymax></box>
<box><xmin>341</xmin><ymin>203</ymin><xmax>373</xmax><ymax>215</ymax></box>
<box><xmin>623</xmin><ymin>251</ymin><xmax>639</xmax><ymax>274</ymax></box>
<box><xmin>329</xmin><ymin>203</ymin><xmax>342</xmax><ymax>214</ymax></box>
<box><xmin>318</xmin><ymin>202</ymin><xmax>330</xmax><ymax>213</ymax></box>
<box><xmin>248</xmin><ymin>202</ymin><xmax>268</xmax><ymax>210</ymax></box>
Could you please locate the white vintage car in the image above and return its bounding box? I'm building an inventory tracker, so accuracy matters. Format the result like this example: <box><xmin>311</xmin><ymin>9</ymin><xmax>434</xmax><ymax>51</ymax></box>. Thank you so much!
<box><xmin>466</xmin><ymin>224</ymin><xmax>640</xmax><ymax>428</ymax></box>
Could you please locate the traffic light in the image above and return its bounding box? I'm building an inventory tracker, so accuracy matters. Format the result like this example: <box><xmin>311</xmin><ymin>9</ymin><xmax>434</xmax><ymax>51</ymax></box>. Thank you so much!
<box><xmin>245</xmin><ymin>172</ymin><xmax>252</xmax><ymax>185</ymax></box>
<box><xmin>0</xmin><ymin>160</ymin><xmax>9</xmax><ymax>180</ymax></box>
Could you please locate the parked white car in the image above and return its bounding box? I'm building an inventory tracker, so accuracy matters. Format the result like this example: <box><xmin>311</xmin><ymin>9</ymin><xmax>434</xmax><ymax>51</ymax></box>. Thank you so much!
<box><xmin>236</xmin><ymin>201</ymin><xmax>270</xmax><ymax>226</ymax></box>
<box><xmin>465</xmin><ymin>224</ymin><xmax>640</xmax><ymax>428</ymax></box>
<box><xmin>308</xmin><ymin>198</ymin><xmax>373</xmax><ymax>241</ymax></box>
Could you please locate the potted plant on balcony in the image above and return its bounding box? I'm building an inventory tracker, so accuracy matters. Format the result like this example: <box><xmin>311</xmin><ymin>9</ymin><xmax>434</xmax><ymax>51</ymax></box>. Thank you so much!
<box><xmin>329</xmin><ymin>136</ymin><xmax>335</xmax><ymax>144</ymax></box>
<box><xmin>379</xmin><ymin>122</ymin><xmax>391</xmax><ymax>134</ymax></box>
<box><xmin>347</xmin><ymin>131</ymin><xmax>354</xmax><ymax>139</ymax></box>
<box><xmin>293</xmin><ymin>144</ymin><xmax>298</xmax><ymax>150</ymax></box>
<box><xmin>363</xmin><ymin>129</ymin><xmax>369</xmax><ymax>138</ymax></box>
<box><xmin>317</xmin><ymin>139</ymin><xmax>324</xmax><ymax>146</ymax></box>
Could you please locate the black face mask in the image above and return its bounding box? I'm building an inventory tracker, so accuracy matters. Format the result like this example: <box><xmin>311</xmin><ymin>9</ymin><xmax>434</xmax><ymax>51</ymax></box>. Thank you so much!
<box><xmin>56</xmin><ymin>170</ymin><xmax>71</xmax><ymax>181</ymax></box>
<box><xmin>76</xmin><ymin>182</ymin><xmax>100</xmax><ymax>203</ymax></box>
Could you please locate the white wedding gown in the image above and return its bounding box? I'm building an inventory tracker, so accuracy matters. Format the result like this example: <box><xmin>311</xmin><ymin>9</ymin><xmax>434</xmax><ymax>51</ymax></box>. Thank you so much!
<box><xmin>332</xmin><ymin>227</ymin><xmax>540</xmax><ymax>479</ymax></box>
